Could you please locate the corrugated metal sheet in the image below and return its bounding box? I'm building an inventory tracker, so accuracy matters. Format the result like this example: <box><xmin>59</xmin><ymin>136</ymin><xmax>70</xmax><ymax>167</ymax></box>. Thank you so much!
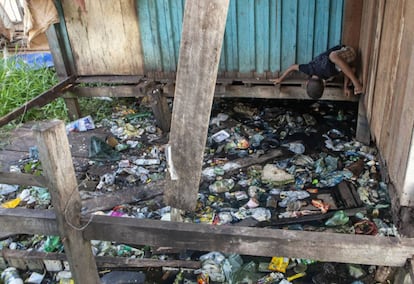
<box><xmin>137</xmin><ymin>0</ymin><xmax>344</xmax><ymax>76</ymax></box>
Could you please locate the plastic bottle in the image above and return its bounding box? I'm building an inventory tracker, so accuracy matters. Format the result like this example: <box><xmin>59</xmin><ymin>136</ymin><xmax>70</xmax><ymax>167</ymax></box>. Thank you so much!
<box><xmin>1</xmin><ymin>267</ymin><xmax>24</xmax><ymax>284</ymax></box>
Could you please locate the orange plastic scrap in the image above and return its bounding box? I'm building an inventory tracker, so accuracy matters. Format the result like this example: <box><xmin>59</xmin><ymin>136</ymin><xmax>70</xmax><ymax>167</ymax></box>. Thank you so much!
<box><xmin>311</xmin><ymin>199</ymin><xmax>330</xmax><ymax>214</ymax></box>
<box><xmin>306</xmin><ymin>188</ymin><xmax>318</xmax><ymax>194</ymax></box>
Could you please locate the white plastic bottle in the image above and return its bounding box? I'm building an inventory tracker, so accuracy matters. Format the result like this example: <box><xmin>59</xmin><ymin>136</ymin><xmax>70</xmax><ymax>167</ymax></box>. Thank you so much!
<box><xmin>1</xmin><ymin>267</ymin><xmax>24</xmax><ymax>284</ymax></box>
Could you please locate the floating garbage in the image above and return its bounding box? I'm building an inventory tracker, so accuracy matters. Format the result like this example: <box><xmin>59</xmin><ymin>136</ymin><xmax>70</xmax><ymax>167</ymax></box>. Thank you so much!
<box><xmin>0</xmin><ymin>98</ymin><xmax>400</xmax><ymax>283</ymax></box>
<box><xmin>0</xmin><ymin>184</ymin><xmax>19</xmax><ymax>195</ymax></box>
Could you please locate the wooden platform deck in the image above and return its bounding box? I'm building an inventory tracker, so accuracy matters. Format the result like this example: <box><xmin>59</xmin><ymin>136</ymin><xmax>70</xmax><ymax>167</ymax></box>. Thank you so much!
<box><xmin>0</xmin><ymin>122</ymin><xmax>107</xmax><ymax>173</ymax></box>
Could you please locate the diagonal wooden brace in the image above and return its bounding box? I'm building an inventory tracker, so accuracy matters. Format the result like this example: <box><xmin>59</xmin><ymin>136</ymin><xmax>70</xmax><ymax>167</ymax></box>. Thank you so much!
<box><xmin>0</xmin><ymin>76</ymin><xmax>76</xmax><ymax>127</ymax></box>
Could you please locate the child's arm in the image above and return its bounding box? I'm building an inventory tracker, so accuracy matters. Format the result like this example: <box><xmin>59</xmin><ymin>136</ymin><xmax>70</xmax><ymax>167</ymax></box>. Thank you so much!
<box><xmin>329</xmin><ymin>52</ymin><xmax>363</xmax><ymax>95</ymax></box>
<box><xmin>270</xmin><ymin>64</ymin><xmax>299</xmax><ymax>84</ymax></box>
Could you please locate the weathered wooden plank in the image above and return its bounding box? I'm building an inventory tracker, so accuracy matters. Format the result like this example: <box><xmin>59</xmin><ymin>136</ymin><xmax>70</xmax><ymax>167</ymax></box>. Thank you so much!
<box><xmin>222</xmin><ymin>149</ymin><xmax>292</xmax><ymax>177</ymax></box>
<box><xmin>75</xmin><ymin>75</ymin><xmax>143</xmax><ymax>85</ymax></box>
<box><xmin>150</xmin><ymin>90</ymin><xmax>172</xmax><ymax>133</ymax></box>
<box><xmin>361</xmin><ymin>0</ymin><xmax>383</xmax><ymax>121</ymax></box>
<box><xmin>281</xmin><ymin>0</ymin><xmax>298</xmax><ymax>70</ymax></box>
<box><xmin>328</xmin><ymin>0</ymin><xmax>344</xmax><ymax>48</ymax></box>
<box><xmin>313</xmin><ymin>0</ymin><xmax>330</xmax><ymax>55</ymax></box>
<box><xmin>0</xmin><ymin>76</ymin><xmax>75</xmax><ymax>127</ymax></box>
<box><xmin>0</xmin><ymin>208</ymin><xmax>58</xmax><ymax>235</ymax></box>
<box><xmin>164</xmin><ymin>0</ymin><xmax>230</xmax><ymax>211</ymax></box>
<box><xmin>297</xmin><ymin>0</ymin><xmax>316</xmax><ymax>64</ymax></box>
<box><xmin>356</xmin><ymin>95</ymin><xmax>371</xmax><ymax>144</ymax></box>
<box><xmin>162</xmin><ymin>84</ymin><xmax>356</xmax><ymax>101</ymax></box>
<box><xmin>342</xmin><ymin>0</ymin><xmax>363</xmax><ymax>50</ymax></box>
<box><xmin>45</xmin><ymin>24</ymin><xmax>70</xmax><ymax>78</ymax></box>
<box><xmin>371</xmin><ymin>0</ymin><xmax>403</xmax><ymax>146</ymax></box>
<box><xmin>0</xmin><ymin>172</ymin><xmax>47</xmax><ymax>187</ymax></box>
<box><xmin>387</xmin><ymin>0</ymin><xmax>414</xmax><ymax>206</ymax></box>
<box><xmin>1</xmin><ymin>248</ymin><xmax>200</xmax><ymax>269</ymax></box>
<box><xmin>237</xmin><ymin>0</ymin><xmax>255</xmax><ymax>73</ymax></box>
<box><xmin>2</xmin><ymin>208</ymin><xmax>414</xmax><ymax>267</ymax></box>
<box><xmin>33</xmin><ymin>120</ymin><xmax>100</xmax><ymax>284</ymax></box>
<box><xmin>63</xmin><ymin>94</ymin><xmax>81</xmax><ymax>121</ymax></box>
<box><xmin>81</xmin><ymin>181</ymin><xmax>165</xmax><ymax>214</ymax></box>
<box><xmin>72</xmin><ymin>86</ymin><xmax>147</xmax><ymax>98</ymax></box>
<box><xmin>61</xmin><ymin>0</ymin><xmax>143</xmax><ymax>75</ymax></box>
<box><xmin>83</xmin><ymin>215</ymin><xmax>414</xmax><ymax>267</ymax></box>
<box><xmin>0</xmin><ymin>150</ymin><xmax>29</xmax><ymax>172</ymax></box>
<box><xmin>255</xmin><ymin>0</ymin><xmax>270</xmax><ymax>74</ymax></box>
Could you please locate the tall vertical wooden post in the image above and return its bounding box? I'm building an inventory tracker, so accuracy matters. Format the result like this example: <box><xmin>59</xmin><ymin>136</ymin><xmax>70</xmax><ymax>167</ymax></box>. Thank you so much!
<box><xmin>164</xmin><ymin>0</ymin><xmax>230</xmax><ymax>211</ymax></box>
<box><xmin>33</xmin><ymin>120</ymin><xmax>100</xmax><ymax>283</ymax></box>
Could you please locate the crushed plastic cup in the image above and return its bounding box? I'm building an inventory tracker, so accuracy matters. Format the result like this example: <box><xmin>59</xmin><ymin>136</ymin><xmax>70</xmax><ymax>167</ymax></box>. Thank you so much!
<box><xmin>212</xmin><ymin>130</ymin><xmax>230</xmax><ymax>143</ymax></box>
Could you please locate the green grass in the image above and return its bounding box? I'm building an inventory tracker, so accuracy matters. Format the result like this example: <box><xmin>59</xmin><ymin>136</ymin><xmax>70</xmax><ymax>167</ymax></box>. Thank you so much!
<box><xmin>0</xmin><ymin>56</ymin><xmax>134</xmax><ymax>135</ymax></box>
<box><xmin>0</xmin><ymin>57</ymin><xmax>68</xmax><ymax>126</ymax></box>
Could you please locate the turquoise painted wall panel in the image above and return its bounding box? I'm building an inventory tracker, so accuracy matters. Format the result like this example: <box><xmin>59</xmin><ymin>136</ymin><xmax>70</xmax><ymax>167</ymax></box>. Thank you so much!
<box><xmin>137</xmin><ymin>0</ymin><xmax>344</xmax><ymax>76</ymax></box>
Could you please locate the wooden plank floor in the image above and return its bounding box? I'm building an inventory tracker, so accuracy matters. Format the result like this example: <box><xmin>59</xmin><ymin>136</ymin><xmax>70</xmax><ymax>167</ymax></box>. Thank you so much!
<box><xmin>0</xmin><ymin>122</ymin><xmax>108</xmax><ymax>173</ymax></box>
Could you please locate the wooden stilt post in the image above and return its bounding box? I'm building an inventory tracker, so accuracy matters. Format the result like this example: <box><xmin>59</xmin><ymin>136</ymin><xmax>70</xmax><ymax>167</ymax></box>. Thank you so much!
<box><xmin>149</xmin><ymin>89</ymin><xmax>171</xmax><ymax>133</ymax></box>
<box><xmin>46</xmin><ymin>24</ymin><xmax>81</xmax><ymax>120</ymax></box>
<box><xmin>164</xmin><ymin>0</ymin><xmax>230</xmax><ymax>211</ymax></box>
<box><xmin>33</xmin><ymin>120</ymin><xmax>100</xmax><ymax>284</ymax></box>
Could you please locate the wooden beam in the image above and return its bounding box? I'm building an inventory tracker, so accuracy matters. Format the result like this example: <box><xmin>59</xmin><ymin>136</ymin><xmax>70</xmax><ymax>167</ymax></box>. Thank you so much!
<box><xmin>0</xmin><ymin>208</ymin><xmax>58</xmax><ymax>235</ymax></box>
<box><xmin>162</xmin><ymin>84</ymin><xmax>358</xmax><ymax>102</ymax></box>
<box><xmin>63</xmin><ymin>94</ymin><xmax>81</xmax><ymax>121</ymax></box>
<box><xmin>81</xmin><ymin>181</ymin><xmax>165</xmax><ymax>214</ymax></box>
<box><xmin>149</xmin><ymin>89</ymin><xmax>171</xmax><ymax>133</ymax></box>
<box><xmin>1</xmin><ymin>208</ymin><xmax>414</xmax><ymax>267</ymax></box>
<box><xmin>46</xmin><ymin>24</ymin><xmax>81</xmax><ymax>120</ymax></box>
<box><xmin>33</xmin><ymin>120</ymin><xmax>100</xmax><ymax>284</ymax></box>
<box><xmin>0</xmin><ymin>172</ymin><xmax>47</xmax><ymax>187</ymax></box>
<box><xmin>0</xmin><ymin>76</ymin><xmax>75</xmax><ymax>127</ymax></box>
<box><xmin>164</xmin><ymin>0</ymin><xmax>230</xmax><ymax>210</ymax></box>
<box><xmin>75</xmin><ymin>75</ymin><xmax>144</xmax><ymax>85</ymax></box>
<box><xmin>356</xmin><ymin>95</ymin><xmax>371</xmax><ymax>143</ymax></box>
<box><xmin>72</xmin><ymin>86</ymin><xmax>147</xmax><ymax>98</ymax></box>
<box><xmin>1</xmin><ymin>249</ymin><xmax>201</xmax><ymax>269</ymax></box>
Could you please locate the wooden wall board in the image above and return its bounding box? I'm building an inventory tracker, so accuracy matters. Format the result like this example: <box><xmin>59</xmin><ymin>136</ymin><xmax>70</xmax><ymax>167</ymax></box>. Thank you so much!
<box><xmin>364</xmin><ymin>0</ymin><xmax>384</xmax><ymax>122</ymax></box>
<box><xmin>377</xmin><ymin>0</ymin><xmax>406</xmax><ymax>158</ymax></box>
<box><xmin>389</xmin><ymin>0</ymin><xmax>414</xmax><ymax>206</ymax></box>
<box><xmin>60</xmin><ymin>0</ymin><xmax>144</xmax><ymax>75</ymax></box>
<box><xmin>370</xmin><ymin>0</ymin><xmax>404</xmax><ymax>145</ymax></box>
<box><xmin>342</xmin><ymin>0</ymin><xmax>362</xmax><ymax>50</ymax></box>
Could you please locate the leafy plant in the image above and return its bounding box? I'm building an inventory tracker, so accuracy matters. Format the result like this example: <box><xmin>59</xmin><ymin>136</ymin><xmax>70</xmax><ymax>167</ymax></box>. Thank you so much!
<box><xmin>0</xmin><ymin>57</ymin><xmax>67</xmax><ymax>126</ymax></box>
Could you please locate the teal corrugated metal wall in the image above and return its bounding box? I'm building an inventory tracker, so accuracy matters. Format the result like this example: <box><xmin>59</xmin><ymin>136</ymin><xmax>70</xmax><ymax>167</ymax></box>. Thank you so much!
<box><xmin>137</xmin><ymin>0</ymin><xmax>344</xmax><ymax>76</ymax></box>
